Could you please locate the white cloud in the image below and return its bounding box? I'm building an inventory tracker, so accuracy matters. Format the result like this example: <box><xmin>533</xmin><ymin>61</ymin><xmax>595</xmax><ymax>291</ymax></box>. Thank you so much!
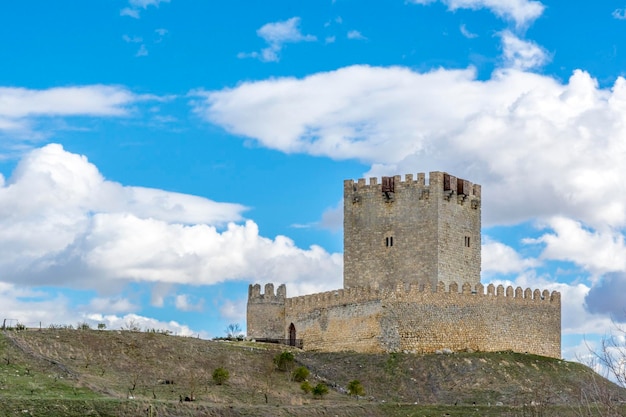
<box><xmin>319</xmin><ymin>200</ymin><xmax>343</xmax><ymax>232</ymax></box>
<box><xmin>529</xmin><ymin>217</ymin><xmax>626</xmax><ymax>276</ymax></box>
<box><xmin>129</xmin><ymin>0</ymin><xmax>169</xmax><ymax>7</ymax></box>
<box><xmin>481</xmin><ymin>239</ymin><xmax>538</xmax><ymax>274</ymax></box>
<box><xmin>239</xmin><ymin>17</ymin><xmax>316</xmax><ymax>63</ymax></box>
<box><xmin>121</xmin><ymin>0</ymin><xmax>169</xmax><ymax>19</ymax></box>
<box><xmin>195</xmin><ymin>65</ymin><xmax>626</xmax><ymax>232</ymax></box>
<box><xmin>83</xmin><ymin>297</ymin><xmax>138</xmax><ymax>314</ymax></box>
<box><xmin>122</xmin><ymin>35</ymin><xmax>143</xmax><ymax>43</ymax></box>
<box><xmin>120</xmin><ymin>8</ymin><xmax>140</xmax><ymax>18</ymax></box>
<box><xmin>0</xmin><ymin>85</ymin><xmax>146</xmax><ymax>138</ymax></box>
<box><xmin>585</xmin><ymin>272</ymin><xmax>626</xmax><ymax>320</ymax></box>
<box><xmin>0</xmin><ymin>144</ymin><xmax>342</xmax><ymax>294</ymax></box>
<box><xmin>136</xmin><ymin>44</ymin><xmax>149</xmax><ymax>57</ymax></box>
<box><xmin>85</xmin><ymin>313</ymin><xmax>202</xmax><ymax>336</ymax></box>
<box><xmin>0</xmin><ymin>282</ymin><xmax>200</xmax><ymax>336</ymax></box>
<box><xmin>460</xmin><ymin>24</ymin><xmax>478</xmax><ymax>39</ymax></box>
<box><xmin>613</xmin><ymin>9</ymin><xmax>626</xmax><ymax>20</ymax></box>
<box><xmin>0</xmin><ymin>86</ymin><xmax>138</xmax><ymax>119</ymax></box>
<box><xmin>347</xmin><ymin>30</ymin><xmax>366</xmax><ymax>40</ymax></box>
<box><xmin>219</xmin><ymin>299</ymin><xmax>247</xmax><ymax>322</ymax></box>
<box><xmin>410</xmin><ymin>0</ymin><xmax>545</xmax><ymax>28</ymax></box>
<box><xmin>500</xmin><ymin>30</ymin><xmax>548</xmax><ymax>70</ymax></box>
<box><xmin>174</xmin><ymin>294</ymin><xmax>203</xmax><ymax>312</ymax></box>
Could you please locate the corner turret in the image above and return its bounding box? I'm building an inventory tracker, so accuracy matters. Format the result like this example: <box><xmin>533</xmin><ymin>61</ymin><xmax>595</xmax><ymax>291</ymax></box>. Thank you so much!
<box><xmin>246</xmin><ymin>283</ymin><xmax>286</xmax><ymax>340</ymax></box>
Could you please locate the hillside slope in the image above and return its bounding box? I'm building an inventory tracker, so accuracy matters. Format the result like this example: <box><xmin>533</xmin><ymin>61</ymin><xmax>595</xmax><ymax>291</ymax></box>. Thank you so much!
<box><xmin>0</xmin><ymin>329</ymin><xmax>624</xmax><ymax>417</ymax></box>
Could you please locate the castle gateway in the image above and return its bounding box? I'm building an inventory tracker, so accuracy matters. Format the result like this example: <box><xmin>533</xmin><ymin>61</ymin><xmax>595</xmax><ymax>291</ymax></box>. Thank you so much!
<box><xmin>247</xmin><ymin>172</ymin><xmax>561</xmax><ymax>358</ymax></box>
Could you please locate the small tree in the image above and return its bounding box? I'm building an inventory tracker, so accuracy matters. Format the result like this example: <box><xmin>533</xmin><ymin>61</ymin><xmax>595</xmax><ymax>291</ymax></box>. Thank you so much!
<box><xmin>224</xmin><ymin>323</ymin><xmax>243</xmax><ymax>340</ymax></box>
<box><xmin>212</xmin><ymin>367</ymin><xmax>230</xmax><ymax>385</ymax></box>
<box><xmin>274</xmin><ymin>351</ymin><xmax>295</xmax><ymax>372</ymax></box>
<box><xmin>292</xmin><ymin>366</ymin><xmax>309</xmax><ymax>382</ymax></box>
<box><xmin>122</xmin><ymin>318</ymin><xmax>141</xmax><ymax>332</ymax></box>
<box><xmin>589</xmin><ymin>324</ymin><xmax>626</xmax><ymax>388</ymax></box>
<box><xmin>97</xmin><ymin>323</ymin><xmax>106</xmax><ymax>330</ymax></box>
<box><xmin>312</xmin><ymin>382</ymin><xmax>329</xmax><ymax>399</ymax></box>
<box><xmin>300</xmin><ymin>380</ymin><xmax>313</xmax><ymax>394</ymax></box>
<box><xmin>347</xmin><ymin>379</ymin><xmax>365</xmax><ymax>397</ymax></box>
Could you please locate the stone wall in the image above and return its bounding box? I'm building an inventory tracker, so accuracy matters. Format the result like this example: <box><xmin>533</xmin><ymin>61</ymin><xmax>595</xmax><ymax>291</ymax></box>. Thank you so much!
<box><xmin>343</xmin><ymin>172</ymin><xmax>481</xmax><ymax>291</ymax></box>
<box><xmin>379</xmin><ymin>283</ymin><xmax>561</xmax><ymax>358</ymax></box>
<box><xmin>251</xmin><ymin>282</ymin><xmax>561</xmax><ymax>358</ymax></box>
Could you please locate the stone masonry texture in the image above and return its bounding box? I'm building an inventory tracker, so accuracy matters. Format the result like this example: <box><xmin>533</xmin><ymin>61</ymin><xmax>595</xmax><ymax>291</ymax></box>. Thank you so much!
<box><xmin>246</xmin><ymin>172</ymin><xmax>561</xmax><ymax>358</ymax></box>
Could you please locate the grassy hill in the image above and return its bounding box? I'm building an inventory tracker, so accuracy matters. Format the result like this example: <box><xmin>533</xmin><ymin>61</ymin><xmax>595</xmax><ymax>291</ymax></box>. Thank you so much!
<box><xmin>0</xmin><ymin>329</ymin><xmax>624</xmax><ymax>417</ymax></box>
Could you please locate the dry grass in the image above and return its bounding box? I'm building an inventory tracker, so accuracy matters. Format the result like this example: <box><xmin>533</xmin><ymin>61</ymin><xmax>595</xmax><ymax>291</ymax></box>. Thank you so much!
<box><xmin>1</xmin><ymin>330</ymin><xmax>625</xmax><ymax>417</ymax></box>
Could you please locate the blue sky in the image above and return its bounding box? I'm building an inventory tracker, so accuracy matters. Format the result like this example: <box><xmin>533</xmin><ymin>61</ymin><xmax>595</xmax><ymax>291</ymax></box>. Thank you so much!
<box><xmin>1</xmin><ymin>0</ymin><xmax>626</xmax><ymax>361</ymax></box>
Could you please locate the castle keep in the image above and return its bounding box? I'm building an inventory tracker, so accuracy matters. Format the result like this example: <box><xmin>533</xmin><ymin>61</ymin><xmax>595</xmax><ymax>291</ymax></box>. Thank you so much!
<box><xmin>247</xmin><ymin>171</ymin><xmax>561</xmax><ymax>358</ymax></box>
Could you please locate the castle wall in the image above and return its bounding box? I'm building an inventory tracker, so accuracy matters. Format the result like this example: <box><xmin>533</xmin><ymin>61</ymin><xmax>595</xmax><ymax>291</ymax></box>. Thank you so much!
<box><xmin>381</xmin><ymin>283</ymin><xmax>561</xmax><ymax>358</ymax></box>
<box><xmin>280</xmin><ymin>282</ymin><xmax>561</xmax><ymax>358</ymax></box>
<box><xmin>343</xmin><ymin>172</ymin><xmax>481</xmax><ymax>290</ymax></box>
<box><xmin>285</xmin><ymin>298</ymin><xmax>383</xmax><ymax>353</ymax></box>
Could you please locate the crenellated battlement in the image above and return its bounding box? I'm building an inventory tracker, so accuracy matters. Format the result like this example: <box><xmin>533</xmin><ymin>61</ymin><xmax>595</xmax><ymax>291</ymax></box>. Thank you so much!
<box><xmin>248</xmin><ymin>283</ymin><xmax>286</xmax><ymax>303</ymax></box>
<box><xmin>344</xmin><ymin>171</ymin><xmax>481</xmax><ymax>200</ymax></box>
<box><xmin>282</xmin><ymin>281</ymin><xmax>560</xmax><ymax>312</ymax></box>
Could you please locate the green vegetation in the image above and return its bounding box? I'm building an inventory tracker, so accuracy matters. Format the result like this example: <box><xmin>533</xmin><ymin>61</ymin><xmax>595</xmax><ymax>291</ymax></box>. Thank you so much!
<box><xmin>291</xmin><ymin>365</ymin><xmax>309</xmax><ymax>382</ymax></box>
<box><xmin>273</xmin><ymin>350</ymin><xmax>295</xmax><ymax>372</ymax></box>
<box><xmin>212</xmin><ymin>367</ymin><xmax>229</xmax><ymax>385</ymax></box>
<box><xmin>300</xmin><ymin>380</ymin><xmax>312</xmax><ymax>394</ymax></box>
<box><xmin>312</xmin><ymin>382</ymin><xmax>329</xmax><ymax>398</ymax></box>
<box><xmin>347</xmin><ymin>379</ymin><xmax>365</xmax><ymax>397</ymax></box>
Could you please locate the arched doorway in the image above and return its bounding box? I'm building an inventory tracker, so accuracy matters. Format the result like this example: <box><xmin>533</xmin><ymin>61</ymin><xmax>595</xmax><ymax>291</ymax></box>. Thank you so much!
<box><xmin>289</xmin><ymin>323</ymin><xmax>296</xmax><ymax>346</ymax></box>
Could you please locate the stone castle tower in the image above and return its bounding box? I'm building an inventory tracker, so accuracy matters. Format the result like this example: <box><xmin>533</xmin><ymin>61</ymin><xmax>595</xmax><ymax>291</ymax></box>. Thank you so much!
<box><xmin>247</xmin><ymin>171</ymin><xmax>561</xmax><ymax>358</ymax></box>
<box><xmin>343</xmin><ymin>172</ymin><xmax>481</xmax><ymax>290</ymax></box>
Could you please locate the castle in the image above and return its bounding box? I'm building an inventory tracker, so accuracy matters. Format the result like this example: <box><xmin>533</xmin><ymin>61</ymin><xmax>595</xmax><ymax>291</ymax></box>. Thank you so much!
<box><xmin>247</xmin><ymin>172</ymin><xmax>561</xmax><ymax>358</ymax></box>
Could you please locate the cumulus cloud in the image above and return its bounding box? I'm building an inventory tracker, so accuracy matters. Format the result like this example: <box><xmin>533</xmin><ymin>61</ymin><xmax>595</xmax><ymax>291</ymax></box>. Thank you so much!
<box><xmin>174</xmin><ymin>294</ymin><xmax>204</xmax><ymax>312</ymax></box>
<box><xmin>585</xmin><ymin>272</ymin><xmax>626</xmax><ymax>320</ymax></box>
<box><xmin>409</xmin><ymin>0</ymin><xmax>545</xmax><ymax>28</ymax></box>
<box><xmin>529</xmin><ymin>217</ymin><xmax>626</xmax><ymax>276</ymax></box>
<box><xmin>500</xmin><ymin>30</ymin><xmax>549</xmax><ymax>70</ymax></box>
<box><xmin>85</xmin><ymin>313</ymin><xmax>201</xmax><ymax>336</ymax></box>
<box><xmin>0</xmin><ymin>144</ymin><xmax>342</xmax><ymax>294</ymax></box>
<box><xmin>83</xmin><ymin>297</ymin><xmax>138</xmax><ymax>314</ymax></box>
<box><xmin>194</xmin><ymin>65</ymin><xmax>626</xmax><ymax>231</ymax></box>
<box><xmin>238</xmin><ymin>17</ymin><xmax>316</xmax><ymax>62</ymax></box>
<box><xmin>219</xmin><ymin>299</ymin><xmax>247</xmax><ymax>322</ymax></box>
<box><xmin>481</xmin><ymin>239</ymin><xmax>538</xmax><ymax>275</ymax></box>
<box><xmin>319</xmin><ymin>200</ymin><xmax>343</xmax><ymax>232</ymax></box>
